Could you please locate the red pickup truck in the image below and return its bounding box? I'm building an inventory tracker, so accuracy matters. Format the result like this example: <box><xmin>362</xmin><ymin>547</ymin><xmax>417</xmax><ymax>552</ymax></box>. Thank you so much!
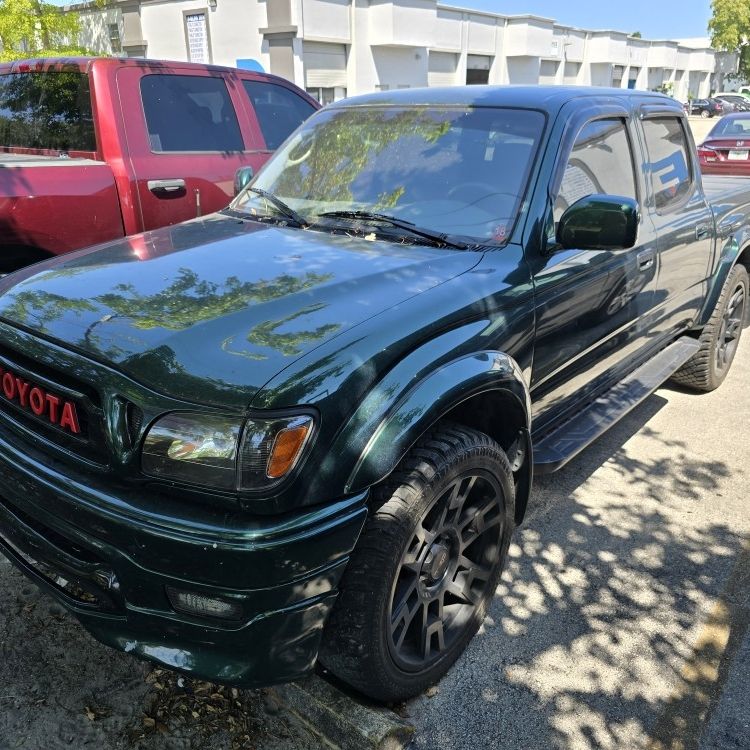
<box><xmin>0</xmin><ymin>57</ymin><xmax>319</xmax><ymax>271</ymax></box>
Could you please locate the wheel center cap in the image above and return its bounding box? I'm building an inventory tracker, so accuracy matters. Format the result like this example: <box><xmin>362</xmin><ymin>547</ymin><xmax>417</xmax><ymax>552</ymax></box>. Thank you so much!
<box><xmin>425</xmin><ymin>542</ymin><xmax>450</xmax><ymax>582</ymax></box>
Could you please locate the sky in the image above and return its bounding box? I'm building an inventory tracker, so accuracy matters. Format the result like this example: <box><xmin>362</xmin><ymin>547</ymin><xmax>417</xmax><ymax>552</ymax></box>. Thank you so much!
<box><xmin>458</xmin><ymin>0</ymin><xmax>714</xmax><ymax>40</ymax></box>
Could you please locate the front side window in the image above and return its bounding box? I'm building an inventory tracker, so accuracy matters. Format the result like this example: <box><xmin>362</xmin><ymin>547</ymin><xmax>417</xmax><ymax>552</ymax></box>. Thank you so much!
<box><xmin>242</xmin><ymin>80</ymin><xmax>316</xmax><ymax>150</ymax></box>
<box><xmin>231</xmin><ymin>105</ymin><xmax>546</xmax><ymax>245</ymax></box>
<box><xmin>0</xmin><ymin>71</ymin><xmax>95</xmax><ymax>152</ymax></box>
<box><xmin>554</xmin><ymin>118</ymin><xmax>637</xmax><ymax>223</ymax></box>
<box><xmin>140</xmin><ymin>74</ymin><xmax>243</xmax><ymax>152</ymax></box>
<box><xmin>642</xmin><ymin>117</ymin><xmax>692</xmax><ymax>211</ymax></box>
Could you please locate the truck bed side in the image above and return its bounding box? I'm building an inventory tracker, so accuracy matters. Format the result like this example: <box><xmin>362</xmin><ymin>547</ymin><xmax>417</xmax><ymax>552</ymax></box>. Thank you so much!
<box><xmin>0</xmin><ymin>158</ymin><xmax>124</xmax><ymax>259</ymax></box>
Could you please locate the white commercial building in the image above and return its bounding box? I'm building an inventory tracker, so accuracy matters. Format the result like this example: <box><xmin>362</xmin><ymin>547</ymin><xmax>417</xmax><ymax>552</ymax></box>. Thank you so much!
<box><xmin>71</xmin><ymin>0</ymin><xmax>722</xmax><ymax>103</ymax></box>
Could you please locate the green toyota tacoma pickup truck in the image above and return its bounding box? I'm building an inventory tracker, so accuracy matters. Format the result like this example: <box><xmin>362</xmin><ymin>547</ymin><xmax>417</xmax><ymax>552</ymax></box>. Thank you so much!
<box><xmin>0</xmin><ymin>87</ymin><xmax>747</xmax><ymax>702</ymax></box>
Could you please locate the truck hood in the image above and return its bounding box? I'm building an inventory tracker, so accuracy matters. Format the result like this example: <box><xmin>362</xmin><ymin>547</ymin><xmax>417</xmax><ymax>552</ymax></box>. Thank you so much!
<box><xmin>0</xmin><ymin>214</ymin><xmax>480</xmax><ymax>409</ymax></box>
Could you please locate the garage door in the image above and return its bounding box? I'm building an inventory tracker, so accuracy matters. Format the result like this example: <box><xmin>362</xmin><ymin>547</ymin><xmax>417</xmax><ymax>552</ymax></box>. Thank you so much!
<box><xmin>303</xmin><ymin>42</ymin><xmax>347</xmax><ymax>88</ymax></box>
<box><xmin>428</xmin><ymin>52</ymin><xmax>458</xmax><ymax>86</ymax></box>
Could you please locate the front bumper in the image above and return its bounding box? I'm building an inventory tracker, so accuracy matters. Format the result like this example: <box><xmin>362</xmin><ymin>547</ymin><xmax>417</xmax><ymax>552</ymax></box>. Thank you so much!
<box><xmin>0</xmin><ymin>431</ymin><xmax>368</xmax><ymax>687</ymax></box>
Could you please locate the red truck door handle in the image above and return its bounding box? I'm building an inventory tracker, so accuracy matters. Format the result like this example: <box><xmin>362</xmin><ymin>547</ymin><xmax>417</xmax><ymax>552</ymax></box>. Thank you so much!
<box><xmin>147</xmin><ymin>179</ymin><xmax>186</xmax><ymax>195</ymax></box>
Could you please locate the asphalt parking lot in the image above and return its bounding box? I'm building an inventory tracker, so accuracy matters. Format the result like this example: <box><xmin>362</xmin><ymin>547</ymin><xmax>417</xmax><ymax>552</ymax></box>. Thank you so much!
<box><xmin>1</xmin><ymin>116</ymin><xmax>748</xmax><ymax>750</ymax></box>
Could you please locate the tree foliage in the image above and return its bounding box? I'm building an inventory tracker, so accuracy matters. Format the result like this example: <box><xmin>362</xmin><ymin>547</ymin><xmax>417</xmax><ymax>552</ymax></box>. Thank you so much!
<box><xmin>0</xmin><ymin>0</ymin><xmax>95</xmax><ymax>62</ymax></box>
<box><xmin>708</xmin><ymin>0</ymin><xmax>750</xmax><ymax>79</ymax></box>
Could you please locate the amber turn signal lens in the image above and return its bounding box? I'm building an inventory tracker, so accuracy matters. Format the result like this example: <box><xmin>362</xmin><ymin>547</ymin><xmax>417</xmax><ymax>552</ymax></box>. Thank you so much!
<box><xmin>266</xmin><ymin>423</ymin><xmax>311</xmax><ymax>479</ymax></box>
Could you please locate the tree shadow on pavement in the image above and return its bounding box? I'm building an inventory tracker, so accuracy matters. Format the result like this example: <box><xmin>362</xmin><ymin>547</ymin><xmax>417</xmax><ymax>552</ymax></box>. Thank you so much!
<box><xmin>408</xmin><ymin>393</ymin><xmax>748</xmax><ymax>750</ymax></box>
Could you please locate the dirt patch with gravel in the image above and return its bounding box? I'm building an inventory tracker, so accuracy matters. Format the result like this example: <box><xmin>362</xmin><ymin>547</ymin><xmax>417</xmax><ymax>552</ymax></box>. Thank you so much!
<box><xmin>0</xmin><ymin>561</ymin><xmax>322</xmax><ymax>750</ymax></box>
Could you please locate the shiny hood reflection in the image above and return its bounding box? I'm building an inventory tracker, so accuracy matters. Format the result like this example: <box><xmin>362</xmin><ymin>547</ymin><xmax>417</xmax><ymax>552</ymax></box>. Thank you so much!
<box><xmin>0</xmin><ymin>214</ymin><xmax>479</xmax><ymax>408</ymax></box>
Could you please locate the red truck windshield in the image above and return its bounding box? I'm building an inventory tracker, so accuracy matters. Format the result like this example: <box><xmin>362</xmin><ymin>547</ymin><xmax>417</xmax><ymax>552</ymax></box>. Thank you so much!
<box><xmin>0</xmin><ymin>71</ymin><xmax>95</xmax><ymax>153</ymax></box>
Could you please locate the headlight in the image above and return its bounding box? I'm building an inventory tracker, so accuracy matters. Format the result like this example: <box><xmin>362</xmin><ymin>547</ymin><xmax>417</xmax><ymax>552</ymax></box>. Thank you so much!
<box><xmin>142</xmin><ymin>412</ymin><xmax>314</xmax><ymax>491</ymax></box>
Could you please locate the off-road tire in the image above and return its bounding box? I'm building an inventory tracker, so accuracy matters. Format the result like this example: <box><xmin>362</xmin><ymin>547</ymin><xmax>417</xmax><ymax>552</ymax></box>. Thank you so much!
<box><xmin>671</xmin><ymin>264</ymin><xmax>748</xmax><ymax>391</ymax></box>
<box><xmin>319</xmin><ymin>422</ymin><xmax>515</xmax><ymax>702</ymax></box>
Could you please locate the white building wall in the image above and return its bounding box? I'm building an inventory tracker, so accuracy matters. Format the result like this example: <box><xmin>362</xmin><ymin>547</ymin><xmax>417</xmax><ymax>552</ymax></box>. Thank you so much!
<box><xmin>76</xmin><ymin>6</ymin><xmax>122</xmax><ymax>54</ymax></box>
<box><xmin>138</xmin><ymin>0</ymin><xmax>268</xmax><ymax>68</ymax></box>
<box><xmin>433</xmin><ymin>8</ymin><xmax>462</xmax><ymax>51</ymax></box>
<box><xmin>70</xmin><ymin>0</ymin><xmax>719</xmax><ymax>100</ymax></box>
<box><xmin>301</xmin><ymin>0</ymin><xmax>350</xmax><ymax>41</ymax></box>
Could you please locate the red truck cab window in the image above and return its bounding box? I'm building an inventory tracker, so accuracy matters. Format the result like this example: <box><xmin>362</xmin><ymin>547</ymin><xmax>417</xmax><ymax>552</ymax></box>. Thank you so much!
<box><xmin>242</xmin><ymin>80</ymin><xmax>317</xmax><ymax>150</ymax></box>
<box><xmin>140</xmin><ymin>74</ymin><xmax>244</xmax><ymax>153</ymax></box>
<box><xmin>0</xmin><ymin>71</ymin><xmax>95</xmax><ymax>153</ymax></box>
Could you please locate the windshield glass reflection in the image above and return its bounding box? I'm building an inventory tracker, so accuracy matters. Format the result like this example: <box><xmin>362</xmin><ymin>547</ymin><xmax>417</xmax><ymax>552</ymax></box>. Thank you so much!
<box><xmin>231</xmin><ymin>105</ymin><xmax>545</xmax><ymax>245</ymax></box>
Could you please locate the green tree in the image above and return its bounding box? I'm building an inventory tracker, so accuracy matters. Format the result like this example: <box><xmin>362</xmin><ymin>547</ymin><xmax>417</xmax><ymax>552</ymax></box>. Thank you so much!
<box><xmin>0</xmin><ymin>0</ymin><xmax>95</xmax><ymax>61</ymax></box>
<box><xmin>708</xmin><ymin>0</ymin><xmax>750</xmax><ymax>79</ymax></box>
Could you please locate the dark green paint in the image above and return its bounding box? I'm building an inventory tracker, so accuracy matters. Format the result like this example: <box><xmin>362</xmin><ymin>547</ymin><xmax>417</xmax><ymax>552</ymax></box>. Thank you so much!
<box><xmin>0</xmin><ymin>87</ymin><xmax>748</xmax><ymax>687</ymax></box>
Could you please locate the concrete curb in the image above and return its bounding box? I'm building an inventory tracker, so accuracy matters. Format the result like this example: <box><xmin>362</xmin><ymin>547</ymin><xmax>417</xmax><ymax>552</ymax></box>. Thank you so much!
<box><xmin>270</xmin><ymin>676</ymin><xmax>415</xmax><ymax>750</ymax></box>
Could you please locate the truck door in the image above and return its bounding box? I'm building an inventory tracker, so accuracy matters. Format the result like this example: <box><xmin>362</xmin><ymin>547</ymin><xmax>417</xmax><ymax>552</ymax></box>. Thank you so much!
<box><xmin>115</xmin><ymin>65</ymin><xmax>267</xmax><ymax>232</ymax></box>
<box><xmin>636</xmin><ymin>109</ymin><xmax>714</xmax><ymax>337</ymax></box>
<box><xmin>530</xmin><ymin>111</ymin><xmax>658</xmax><ymax>425</ymax></box>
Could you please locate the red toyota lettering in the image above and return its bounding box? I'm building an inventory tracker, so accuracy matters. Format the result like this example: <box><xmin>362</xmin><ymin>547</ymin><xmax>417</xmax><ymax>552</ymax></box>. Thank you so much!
<box><xmin>0</xmin><ymin>364</ymin><xmax>81</xmax><ymax>435</ymax></box>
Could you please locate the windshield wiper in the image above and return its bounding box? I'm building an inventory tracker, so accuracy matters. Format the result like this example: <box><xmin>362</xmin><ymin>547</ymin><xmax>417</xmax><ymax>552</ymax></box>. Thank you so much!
<box><xmin>315</xmin><ymin>210</ymin><xmax>470</xmax><ymax>250</ymax></box>
<box><xmin>246</xmin><ymin>187</ymin><xmax>308</xmax><ymax>227</ymax></box>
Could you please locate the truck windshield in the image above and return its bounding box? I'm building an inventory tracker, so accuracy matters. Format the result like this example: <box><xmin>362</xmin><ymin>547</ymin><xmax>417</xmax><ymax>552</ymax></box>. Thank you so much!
<box><xmin>0</xmin><ymin>71</ymin><xmax>95</xmax><ymax>152</ymax></box>
<box><xmin>232</xmin><ymin>105</ymin><xmax>545</xmax><ymax>245</ymax></box>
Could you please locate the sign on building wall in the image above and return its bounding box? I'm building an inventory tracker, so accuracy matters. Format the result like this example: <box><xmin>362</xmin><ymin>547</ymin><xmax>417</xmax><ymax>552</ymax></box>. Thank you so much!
<box><xmin>185</xmin><ymin>13</ymin><xmax>210</xmax><ymax>63</ymax></box>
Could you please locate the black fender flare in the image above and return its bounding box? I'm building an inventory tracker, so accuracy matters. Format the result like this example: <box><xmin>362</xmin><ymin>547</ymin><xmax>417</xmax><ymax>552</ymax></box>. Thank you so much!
<box><xmin>343</xmin><ymin>350</ymin><xmax>531</xmax><ymax>500</ymax></box>
<box><xmin>698</xmin><ymin>225</ymin><xmax>750</xmax><ymax>327</ymax></box>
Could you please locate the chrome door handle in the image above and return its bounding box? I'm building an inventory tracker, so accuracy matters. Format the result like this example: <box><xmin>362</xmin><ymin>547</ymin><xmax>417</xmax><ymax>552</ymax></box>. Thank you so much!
<box><xmin>147</xmin><ymin>179</ymin><xmax>186</xmax><ymax>194</ymax></box>
<box><xmin>695</xmin><ymin>223</ymin><xmax>710</xmax><ymax>240</ymax></box>
<box><xmin>637</xmin><ymin>249</ymin><xmax>655</xmax><ymax>271</ymax></box>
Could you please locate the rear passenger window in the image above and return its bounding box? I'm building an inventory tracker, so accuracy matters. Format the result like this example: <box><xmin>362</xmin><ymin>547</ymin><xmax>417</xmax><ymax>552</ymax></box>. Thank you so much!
<box><xmin>642</xmin><ymin>117</ymin><xmax>693</xmax><ymax>211</ymax></box>
<box><xmin>140</xmin><ymin>74</ymin><xmax>244</xmax><ymax>152</ymax></box>
<box><xmin>554</xmin><ymin>118</ymin><xmax>636</xmax><ymax>222</ymax></box>
<box><xmin>243</xmin><ymin>81</ymin><xmax>316</xmax><ymax>150</ymax></box>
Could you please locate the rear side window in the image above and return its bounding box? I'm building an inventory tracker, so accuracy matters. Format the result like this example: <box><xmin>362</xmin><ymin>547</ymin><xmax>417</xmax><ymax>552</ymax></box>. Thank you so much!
<box><xmin>242</xmin><ymin>80</ymin><xmax>316</xmax><ymax>150</ymax></box>
<box><xmin>140</xmin><ymin>74</ymin><xmax>243</xmax><ymax>152</ymax></box>
<box><xmin>0</xmin><ymin>71</ymin><xmax>95</xmax><ymax>152</ymax></box>
<box><xmin>642</xmin><ymin>117</ymin><xmax>692</xmax><ymax>211</ymax></box>
<box><xmin>554</xmin><ymin>118</ymin><xmax>636</xmax><ymax>222</ymax></box>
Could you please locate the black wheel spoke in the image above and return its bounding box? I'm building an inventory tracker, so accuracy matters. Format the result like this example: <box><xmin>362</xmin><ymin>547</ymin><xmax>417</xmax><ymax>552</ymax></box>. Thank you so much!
<box><xmin>460</xmin><ymin>512</ymin><xmax>501</xmax><ymax>551</ymax></box>
<box><xmin>445</xmin><ymin>576</ymin><xmax>475</xmax><ymax>605</ymax></box>
<box><xmin>392</xmin><ymin>587</ymin><xmax>423</xmax><ymax>650</ymax></box>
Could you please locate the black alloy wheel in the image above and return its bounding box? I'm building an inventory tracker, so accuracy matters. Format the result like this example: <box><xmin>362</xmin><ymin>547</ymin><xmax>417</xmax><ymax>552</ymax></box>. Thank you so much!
<box><xmin>715</xmin><ymin>280</ymin><xmax>746</xmax><ymax>375</ymax></box>
<box><xmin>319</xmin><ymin>422</ymin><xmax>515</xmax><ymax>702</ymax></box>
<box><xmin>671</xmin><ymin>264</ymin><xmax>749</xmax><ymax>391</ymax></box>
<box><xmin>388</xmin><ymin>471</ymin><xmax>503</xmax><ymax>671</ymax></box>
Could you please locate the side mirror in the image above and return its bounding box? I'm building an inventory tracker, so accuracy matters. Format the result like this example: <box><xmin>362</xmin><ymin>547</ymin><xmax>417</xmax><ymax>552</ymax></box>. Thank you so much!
<box><xmin>556</xmin><ymin>194</ymin><xmax>639</xmax><ymax>251</ymax></box>
<box><xmin>234</xmin><ymin>166</ymin><xmax>254</xmax><ymax>196</ymax></box>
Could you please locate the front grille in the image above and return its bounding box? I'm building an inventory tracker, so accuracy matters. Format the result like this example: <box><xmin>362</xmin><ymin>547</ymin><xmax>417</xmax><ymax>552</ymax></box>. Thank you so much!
<box><xmin>0</xmin><ymin>342</ymin><xmax>108</xmax><ymax>464</ymax></box>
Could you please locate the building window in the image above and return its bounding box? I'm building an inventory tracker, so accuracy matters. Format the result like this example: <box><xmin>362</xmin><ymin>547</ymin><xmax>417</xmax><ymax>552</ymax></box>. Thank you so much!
<box><xmin>628</xmin><ymin>66</ymin><xmax>640</xmax><ymax>89</ymax></box>
<box><xmin>539</xmin><ymin>60</ymin><xmax>559</xmax><ymax>85</ymax></box>
<box><xmin>466</xmin><ymin>69</ymin><xmax>489</xmax><ymax>85</ymax></box>
<box><xmin>564</xmin><ymin>61</ymin><xmax>581</xmax><ymax>84</ymax></box>
<box><xmin>466</xmin><ymin>55</ymin><xmax>491</xmax><ymax>85</ymax></box>
<box><xmin>184</xmin><ymin>12</ymin><xmax>210</xmax><ymax>64</ymax></box>
<box><xmin>612</xmin><ymin>64</ymin><xmax>625</xmax><ymax>88</ymax></box>
<box><xmin>108</xmin><ymin>23</ymin><xmax>122</xmax><ymax>53</ymax></box>
<box><xmin>306</xmin><ymin>86</ymin><xmax>346</xmax><ymax>104</ymax></box>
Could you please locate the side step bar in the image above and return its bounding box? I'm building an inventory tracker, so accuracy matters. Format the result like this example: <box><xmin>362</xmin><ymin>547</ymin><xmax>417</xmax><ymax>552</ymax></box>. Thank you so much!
<box><xmin>533</xmin><ymin>336</ymin><xmax>701</xmax><ymax>474</ymax></box>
